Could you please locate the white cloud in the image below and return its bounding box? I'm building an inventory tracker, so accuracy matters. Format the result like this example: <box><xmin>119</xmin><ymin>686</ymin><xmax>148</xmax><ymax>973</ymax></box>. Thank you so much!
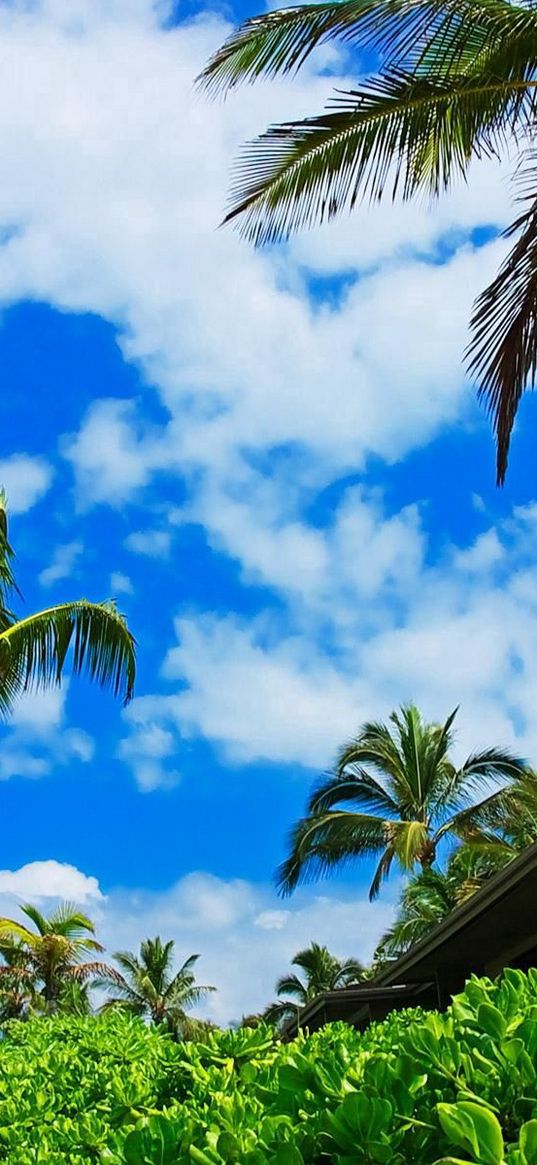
<box><xmin>110</xmin><ymin>570</ymin><xmax>133</xmax><ymax>595</ymax></box>
<box><xmin>124</xmin><ymin>528</ymin><xmax>171</xmax><ymax>558</ymax></box>
<box><xmin>0</xmin><ymin>454</ymin><xmax>52</xmax><ymax>514</ymax></box>
<box><xmin>113</xmin><ymin>489</ymin><xmax>537</xmax><ymax>779</ymax></box>
<box><xmin>38</xmin><ymin>539</ymin><xmax>83</xmax><ymax>587</ymax></box>
<box><xmin>118</xmin><ymin>709</ymin><xmax>180</xmax><ymax>791</ymax></box>
<box><xmin>0</xmin><ymin>686</ymin><xmax>94</xmax><ymax>780</ymax></box>
<box><xmin>0</xmin><ymin>859</ymin><xmax>393</xmax><ymax>1023</ymax></box>
<box><xmin>96</xmin><ymin>871</ymin><xmax>394</xmax><ymax>1023</ymax></box>
<box><xmin>0</xmin><ymin>860</ymin><xmax>103</xmax><ymax>905</ymax></box>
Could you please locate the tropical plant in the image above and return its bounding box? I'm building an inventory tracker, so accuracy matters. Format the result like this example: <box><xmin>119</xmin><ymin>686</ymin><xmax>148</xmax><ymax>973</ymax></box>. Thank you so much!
<box><xmin>96</xmin><ymin>937</ymin><xmax>216</xmax><ymax>1037</ymax></box>
<box><xmin>0</xmin><ymin>970</ymin><xmax>537</xmax><ymax>1162</ymax></box>
<box><xmin>278</xmin><ymin>704</ymin><xmax>530</xmax><ymax>900</ymax></box>
<box><xmin>0</xmin><ymin>492</ymin><xmax>135</xmax><ymax>717</ymax></box>
<box><xmin>0</xmin><ymin>940</ymin><xmax>36</xmax><ymax>1022</ymax></box>
<box><xmin>0</xmin><ymin>903</ymin><xmax>112</xmax><ymax>1013</ymax></box>
<box><xmin>200</xmin><ymin>0</ymin><xmax>537</xmax><ymax>482</ymax></box>
<box><xmin>264</xmin><ymin>941</ymin><xmax>364</xmax><ymax>1025</ymax></box>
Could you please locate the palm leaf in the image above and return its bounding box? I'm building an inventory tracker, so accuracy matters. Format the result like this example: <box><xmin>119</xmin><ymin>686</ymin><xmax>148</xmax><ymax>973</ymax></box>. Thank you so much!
<box><xmin>309</xmin><ymin>770</ymin><xmax>400</xmax><ymax>816</ymax></box>
<box><xmin>275</xmin><ymin>972</ymin><xmax>308</xmax><ymax>1001</ymax></box>
<box><xmin>198</xmin><ymin>0</ymin><xmax>535</xmax><ymax>94</ymax></box>
<box><xmin>0</xmin><ymin>600</ymin><xmax>135</xmax><ymax>714</ymax></box>
<box><xmin>223</xmin><ymin>69</ymin><xmax>534</xmax><ymax>246</ymax></box>
<box><xmin>467</xmin><ymin>155</ymin><xmax>537</xmax><ymax>482</ymax></box>
<box><xmin>276</xmin><ymin>810</ymin><xmax>388</xmax><ymax>894</ymax></box>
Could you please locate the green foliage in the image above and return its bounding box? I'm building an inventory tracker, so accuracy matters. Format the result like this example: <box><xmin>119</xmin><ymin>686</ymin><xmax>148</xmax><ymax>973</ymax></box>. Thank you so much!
<box><xmin>1</xmin><ymin>969</ymin><xmax>537</xmax><ymax>1161</ymax></box>
<box><xmin>278</xmin><ymin>703</ymin><xmax>531</xmax><ymax>901</ymax></box>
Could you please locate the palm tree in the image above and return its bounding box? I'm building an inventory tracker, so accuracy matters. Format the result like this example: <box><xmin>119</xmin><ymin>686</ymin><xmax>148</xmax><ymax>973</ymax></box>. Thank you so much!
<box><xmin>373</xmin><ymin>772</ymin><xmax>537</xmax><ymax>962</ymax></box>
<box><xmin>0</xmin><ymin>903</ymin><xmax>113</xmax><ymax>1012</ymax></box>
<box><xmin>0</xmin><ymin>493</ymin><xmax>135</xmax><ymax>717</ymax></box>
<box><xmin>200</xmin><ymin>0</ymin><xmax>537</xmax><ymax>482</ymax></box>
<box><xmin>278</xmin><ymin>704</ymin><xmax>530</xmax><ymax>900</ymax></box>
<box><xmin>96</xmin><ymin>937</ymin><xmax>216</xmax><ymax>1037</ymax></box>
<box><xmin>264</xmin><ymin>941</ymin><xmax>364</xmax><ymax>1025</ymax></box>
<box><xmin>0</xmin><ymin>940</ymin><xmax>36</xmax><ymax>1022</ymax></box>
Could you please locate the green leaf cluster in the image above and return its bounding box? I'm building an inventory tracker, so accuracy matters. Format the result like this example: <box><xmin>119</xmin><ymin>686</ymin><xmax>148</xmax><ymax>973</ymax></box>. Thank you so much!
<box><xmin>2</xmin><ymin>969</ymin><xmax>537</xmax><ymax>1162</ymax></box>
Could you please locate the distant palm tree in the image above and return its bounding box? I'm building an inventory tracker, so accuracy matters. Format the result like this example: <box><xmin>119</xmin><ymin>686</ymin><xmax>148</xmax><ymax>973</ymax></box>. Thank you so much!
<box><xmin>201</xmin><ymin>0</ymin><xmax>537</xmax><ymax>482</ymax></box>
<box><xmin>0</xmin><ymin>492</ymin><xmax>135</xmax><ymax>718</ymax></box>
<box><xmin>96</xmin><ymin>937</ymin><xmax>215</xmax><ymax>1037</ymax></box>
<box><xmin>264</xmin><ymin>941</ymin><xmax>364</xmax><ymax>1026</ymax></box>
<box><xmin>0</xmin><ymin>940</ymin><xmax>36</xmax><ymax>1021</ymax></box>
<box><xmin>0</xmin><ymin>904</ymin><xmax>112</xmax><ymax>1012</ymax></box>
<box><xmin>278</xmin><ymin>705</ymin><xmax>529</xmax><ymax>900</ymax></box>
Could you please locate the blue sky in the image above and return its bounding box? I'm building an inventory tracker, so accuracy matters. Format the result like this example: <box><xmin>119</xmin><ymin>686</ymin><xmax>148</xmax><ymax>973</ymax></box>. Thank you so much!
<box><xmin>0</xmin><ymin>0</ymin><xmax>537</xmax><ymax>1021</ymax></box>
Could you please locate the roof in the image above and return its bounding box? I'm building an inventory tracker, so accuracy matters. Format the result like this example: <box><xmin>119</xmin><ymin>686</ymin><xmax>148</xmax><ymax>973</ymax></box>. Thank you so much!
<box><xmin>282</xmin><ymin>841</ymin><xmax>537</xmax><ymax>1038</ymax></box>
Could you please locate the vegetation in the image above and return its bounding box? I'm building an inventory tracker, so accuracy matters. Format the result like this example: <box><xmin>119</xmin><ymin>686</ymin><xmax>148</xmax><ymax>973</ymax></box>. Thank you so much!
<box><xmin>264</xmin><ymin>941</ymin><xmax>364</xmax><ymax>1026</ymax></box>
<box><xmin>0</xmin><ymin>903</ymin><xmax>114</xmax><ymax>1014</ymax></box>
<box><xmin>0</xmin><ymin>968</ymin><xmax>534</xmax><ymax>1161</ymax></box>
<box><xmin>96</xmin><ymin>937</ymin><xmax>216</xmax><ymax>1038</ymax></box>
<box><xmin>200</xmin><ymin>0</ymin><xmax>537</xmax><ymax>483</ymax></box>
<box><xmin>0</xmin><ymin>493</ymin><xmax>135</xmax><ymax>718</ymax></box>
<box><xmin>278</xmin><ymin>704</ymin><xmax>531</xmax><ymax>900</ymax></box>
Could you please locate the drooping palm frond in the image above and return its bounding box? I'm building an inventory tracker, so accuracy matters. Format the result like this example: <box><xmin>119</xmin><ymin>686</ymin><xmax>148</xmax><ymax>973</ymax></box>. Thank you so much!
<box><xmin>0</xmin><ymin>599</ymin><xmax>135</xmax><ymax>715</ymax></box>
<box><xmin>224</xmin><ymin>69</ymin><xmax>535</xmax><ymax>246</ymax></box>
<box><xmin>467</xmin><ymin>155</ymin><xmax>537</xmax><ymax>483</ymax></box>
<box><xmin>198</xmin><ymin>0</ymin><xmax>536</xmax><ymax>94</ymax></box>
<box><xmin>0</xmin><ymin>492</ymin><xmax>18</xmax><ymax>631</ymax></box>
<box><xmin>277</xmin><ymin>810</ymin><xmax>388</xmax><ymax>895</ymax></box>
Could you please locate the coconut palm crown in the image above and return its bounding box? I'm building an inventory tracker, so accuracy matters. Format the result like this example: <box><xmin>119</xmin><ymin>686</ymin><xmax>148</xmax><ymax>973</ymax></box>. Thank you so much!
<box><xmin>200</xmin><ymin>0</ymin><xmax>537</xmax><ymax>482</ymax></box>
<box><xmin>0</xmin><ymin>904</ymin><xmax>112</xmax><ymax>1012</ymax></box>
<box><xmin>277</xmin><ymin>704</ymin><xmax>530</xmax><ymax>900</ymax></box>
<box><xmin>0</xmin><ymin>492</ymin><xmax>135</xmax><ymax>716</ymax></box>
<box><xmin>264</xmin><ymin>941</ymin><xmax>364</xmax><ymax>1025</ymax></box>
<box><xmin>96</xmin><ymin>937</ymin><xmax>216</xmax><ymax>1036</ymax></box>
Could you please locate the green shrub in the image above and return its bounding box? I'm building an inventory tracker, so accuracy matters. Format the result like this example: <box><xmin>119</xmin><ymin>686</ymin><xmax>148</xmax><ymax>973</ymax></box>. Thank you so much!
<box><xmin>1</xmin><ymin>969</ymin><xmax>537</xmax><ymax>1162</ymax></box>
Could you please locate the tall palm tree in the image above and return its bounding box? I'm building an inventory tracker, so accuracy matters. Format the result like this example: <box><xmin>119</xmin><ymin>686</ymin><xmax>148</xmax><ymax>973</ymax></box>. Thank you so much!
<box><xmin>264</xmin><ymin>941</ymin><xmax>364</xmax><ymax>1025</ymax></box>
<box><xmin>96</xmin><ymin>937</ymin><xmax>216</xmax><ymax>1037</ymax></box>
<box><xmin>200</xmin><ymin>0</ymin><xmax>537</xmax><ymax>482</ymax></box>
<box><xmin>0</xmin><ymin>493</ymin><xmax>135</xmax><ymax>716</ymax></box>
<box><xmin>278</xmin><ymin>704</ymin><xmax>530</xmax><ymax>900</ymax></box>
<box><xmin>0</xmin><ymin>903</ymin><xmax>113</xmax><ymax>1012</ymax></box>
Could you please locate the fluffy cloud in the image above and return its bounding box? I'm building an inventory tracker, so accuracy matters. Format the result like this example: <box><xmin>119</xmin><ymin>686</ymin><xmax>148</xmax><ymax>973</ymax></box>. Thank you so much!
<box><xmin>0</xmin><ymin>686</ymin><xmax>94</xmax><ymax>781</ymax></box>
<box><xmin>115</xmin><ymin>493</ymin><xmax>537</xmax><ymax>779</ymax></box>
<box><xmin>0</xmin><ymin>860</ymin><xmax>103</xmax><ymax>905</ymax></box>
<box><xmin>0</xmin><ymin>454</ymin><xmax>52</xmax><ymax>514</ymax></box>
<box><xmin>0</xmin><ymin>858</ymin><xmax>395</xmax><ymax>1022</ymax></box>
<box><xmin>38</xmin><ymin>539</ymin><xmax>83</xmax><ymax>587</ymax></box>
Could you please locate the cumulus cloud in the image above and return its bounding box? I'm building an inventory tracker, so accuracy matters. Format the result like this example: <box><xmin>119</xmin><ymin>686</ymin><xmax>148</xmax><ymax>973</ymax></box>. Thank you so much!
<box><xmin>0</xmin><ymin>454</ymin><xmax>52</xmax><ymax>514</ymax></box>
<box><xmin>96</xmin><ymin>871</ymin><xmax>395</xmax><ymax>1023</ymax></box>
<box><xmin>0</xmin><ymin>859</ymin><xmax>394</xmax><ymax>1023</ymax></box>
<box><xmin>0</xmin><ymin>860</ymin><xmax>103</xmax><ymax>905</ymax></box>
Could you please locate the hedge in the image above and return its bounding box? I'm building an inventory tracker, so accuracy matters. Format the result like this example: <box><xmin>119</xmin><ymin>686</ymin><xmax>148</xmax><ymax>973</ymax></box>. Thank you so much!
<box><xmin>0</xmin><ymin>967</ymin><xmax>537</xmax><ymax>1163</ymax></box>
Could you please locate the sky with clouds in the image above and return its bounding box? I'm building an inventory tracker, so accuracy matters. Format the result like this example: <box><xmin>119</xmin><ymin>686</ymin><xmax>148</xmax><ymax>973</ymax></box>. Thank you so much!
<box><xmin>0</xmin><ymin>0</ymin><xmax>537</xmax><ymax>1023</ymax></box>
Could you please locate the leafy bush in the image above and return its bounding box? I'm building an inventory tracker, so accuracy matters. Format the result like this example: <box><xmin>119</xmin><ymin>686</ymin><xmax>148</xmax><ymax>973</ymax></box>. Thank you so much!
<box><xmin>1</xmin><ymin>969</ymin><xmax>537</xmax><ymax>1162</ymax></box>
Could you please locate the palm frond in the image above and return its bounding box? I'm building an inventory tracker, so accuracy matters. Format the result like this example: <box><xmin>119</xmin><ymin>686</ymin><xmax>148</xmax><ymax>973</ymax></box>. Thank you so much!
<box><xmin>198</xmin><ymin>0</ymin><xmax>535</xmax><ymax>94</ymax></box>
<box><xmin>0</xmin><ymin>600</ymin><xmax>135</xmax><ymax>715</ymax></box>
<box><xmin>0</xmin><ymin>492</ymin><xmax>18</xmax><ymax>630</ymax></box>
<box><xmin>224</xmin><ymin>69</ymin><xmax>533</xmax><ymax>246</ymax></box>
<box><xmin>369</xmin><ymin>844</ymin><xmax>396</xmax><ymax>899</ymax></box>
<box><xmin>467</xmin><ymin>154</ymin><xmax>537</xmax><ymax>483</ymax></box>
<box><xmin>276</xmin><ymin>810</ymin><xmax>387</xmax><ymax>894</ymax></box>
<box><xmin>275</xmin><ymin>972</ymin><xmax>308</xmax><ymax>1001</ymax></box>
<box><xmin>309</xmin><ymin>770</ymin><xmax>400</xmax><ymax>816</ymax></box>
